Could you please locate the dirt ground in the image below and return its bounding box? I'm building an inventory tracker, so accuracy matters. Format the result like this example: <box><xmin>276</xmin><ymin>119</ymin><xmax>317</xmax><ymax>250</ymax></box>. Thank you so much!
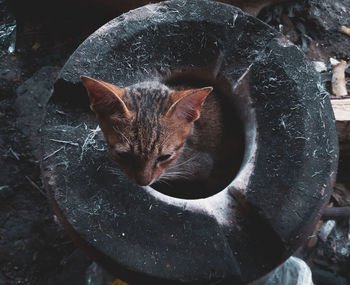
<box><xmin>0</xmin><ymin>1</ymin><xmax>115</xmax><ymax>284</ymax></box>
<box><xmin>0</xmin><ymin>0</ymin><xmax>350</xmax><ymax>284</ymax></box>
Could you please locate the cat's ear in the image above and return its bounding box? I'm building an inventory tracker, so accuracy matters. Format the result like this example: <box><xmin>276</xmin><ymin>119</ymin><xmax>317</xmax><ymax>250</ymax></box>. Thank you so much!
<box><xmin>80</xmin><ymin>76</ymin><xmax>130</xmax><ymax>118</ymax></box>
<box><xmin>167</xmin><ymin>87</ymin><xmax>213</xmax><ymax>122</ymax></box>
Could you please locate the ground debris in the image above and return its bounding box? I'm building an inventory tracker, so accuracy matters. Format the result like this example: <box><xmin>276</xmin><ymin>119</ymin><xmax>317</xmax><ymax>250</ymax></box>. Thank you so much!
<box><xmin>318</xmin><ymin>220</ymin><xmax>336</xmax><ymax>242</ymax></box>
<box><xmin>332</xmin><ymin>61</ymin><xmax>348</xmax><ymax>96</ymax></box>
<box><xmin>80</xmin><ymin>125</ymin><xmax>104</xmax><ymax>161</ymax></box>
<box><xmin>332</xmin><ymin>184</ymin><xmax>350</xmax><ymax>206</ymax></box>
<box><xmin>340</xmin><ymin>25</ymin><xmax>350</xmax><ymax>36</ymax></box>
<box><xmin>0</xmin><ymin>185</ymin><xmax>14</xmax><ymax>199</ymax></box>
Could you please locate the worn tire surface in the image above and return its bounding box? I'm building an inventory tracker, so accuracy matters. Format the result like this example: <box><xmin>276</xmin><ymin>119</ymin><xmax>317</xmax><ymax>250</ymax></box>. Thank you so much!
<box><xmin>41</xmin><ymin>0</ymin><xmax>338</xmax><ymax>284</ymax></box>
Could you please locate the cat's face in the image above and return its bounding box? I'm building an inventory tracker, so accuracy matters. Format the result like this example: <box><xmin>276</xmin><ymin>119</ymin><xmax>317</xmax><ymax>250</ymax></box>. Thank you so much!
<box><xmin>81</xmin><ymin>76</ymin><xmax>212</xmax><ymax>186</ymax></box>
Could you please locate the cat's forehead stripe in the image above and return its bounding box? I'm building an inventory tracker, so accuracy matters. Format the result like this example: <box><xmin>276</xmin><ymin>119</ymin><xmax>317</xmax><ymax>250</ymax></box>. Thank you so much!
<box><xmin>125</xmin><ymin>82</ymin><xmax>172</xmax><ymax>155</ymax></box>
<box><xmin>150</xmin><ymin>124</ymin><xmax>161</xmax><ymax>153</ymax></box>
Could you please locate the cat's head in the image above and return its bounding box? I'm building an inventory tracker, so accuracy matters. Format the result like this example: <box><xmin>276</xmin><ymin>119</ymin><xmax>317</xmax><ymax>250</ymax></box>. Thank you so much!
<box><xmin>81</xmin><ymin>76</ymin><xmax>212</xmax><ymax>186</ymax></box>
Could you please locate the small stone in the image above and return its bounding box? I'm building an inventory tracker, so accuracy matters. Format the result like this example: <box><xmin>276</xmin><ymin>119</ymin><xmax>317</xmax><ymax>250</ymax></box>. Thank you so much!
<box><xmin>1</xmin><ymin>69</ymin><xmax>10</xmax><ymax>75</ymax></box>
<box><xmin>0</xmin><ymin>185</ymin><xmax>15</xmax><ymax>199</ymax></box>
<box><xmin>318</xmin><ymin>220</ymin><xmax>336</xmax><ymax>242</ymax></box>
<box><xmin>8</xmin><ymin>45</ymin><xmax>15</xmax><ymax>54</ymax></box>
<box><xmin>313</xmin><ymin>61</ymin><xmax>327</xmax><ymax>72</ymax></box>
<box><xmin>32</xmin><ymin>42</ymin><xmax>40</xmax><ymax>51</ymax></box>
<box><xmin>340</xmin><ymin>247</ymin><xmax>349</xmax><ymax>256</ymax></box>
<box><xmin>16</xmin><ymin>85</ymin><xmax>27</xmax><ymax>94</ymax></box>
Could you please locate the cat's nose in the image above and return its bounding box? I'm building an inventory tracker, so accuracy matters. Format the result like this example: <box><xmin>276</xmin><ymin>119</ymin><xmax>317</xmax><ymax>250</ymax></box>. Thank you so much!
<box><xmin>135</xmin><ymin>174</ymin><xmax>152</xmax><ymax>186</ymax></box>
<box><xmin>134</xmin><ymin>163</ymin><xmax>155</xmax><ymax>186</ymax></box>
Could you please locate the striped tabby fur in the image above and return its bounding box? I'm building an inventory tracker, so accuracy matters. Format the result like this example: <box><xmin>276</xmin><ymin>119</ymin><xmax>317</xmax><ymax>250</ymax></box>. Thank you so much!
<box><xmin>81</xmin><ymin>76</ymin><xmax>243</xmax><ymax>194</ymax></box>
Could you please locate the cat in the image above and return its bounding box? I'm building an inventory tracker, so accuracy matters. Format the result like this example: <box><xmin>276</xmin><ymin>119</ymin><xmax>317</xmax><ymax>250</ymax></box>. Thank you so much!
<box><xmin>81</xmin><ymin>76</ymin><xmax>243</xmax><ymax>196</ymax></box>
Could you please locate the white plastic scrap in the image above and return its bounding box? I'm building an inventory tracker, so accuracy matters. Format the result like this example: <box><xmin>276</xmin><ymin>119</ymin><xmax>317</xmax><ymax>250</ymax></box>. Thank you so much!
<box><xmin>251</xmin><ymin>256</ymin><xmax>313</xmax><ymax>285</ymax></box>
<box><xmin>312</xmin><ymin>61</ymin><xmax>327</xmax><ymax>73</ymax></box>
<box><xmin>318</xmin><ymin>220</ymin><xmax>336</xmax><ymax>242</ymax></box>
<box><xmin>330</xmin><ymin>57</ymin><xmax>340</xmax><ymax>66</ymax></box>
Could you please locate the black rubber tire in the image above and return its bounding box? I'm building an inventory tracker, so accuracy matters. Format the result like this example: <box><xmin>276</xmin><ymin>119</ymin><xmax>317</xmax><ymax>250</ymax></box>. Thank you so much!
<box><xmin>41</xmin><ymin>0</ymin><xmax>338</xmax><ymax>284</ymax></box>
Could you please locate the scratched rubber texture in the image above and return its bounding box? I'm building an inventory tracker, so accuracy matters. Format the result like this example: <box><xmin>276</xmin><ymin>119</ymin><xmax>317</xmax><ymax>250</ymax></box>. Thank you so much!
<box><xmin>40</xmin><ymin>0</ymin><xmax>338</xmax><ymax>284</ymax></box>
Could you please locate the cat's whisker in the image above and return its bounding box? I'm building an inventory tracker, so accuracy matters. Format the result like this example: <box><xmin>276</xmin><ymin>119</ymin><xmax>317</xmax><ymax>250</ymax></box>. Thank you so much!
<box><xmin>167</xmin><ymin>153</ymin><xmax>200</xmax><ymax>169</ymax></box>
<box><xmin>162</xmin><ymin>170</ymin><xmax>192</xmax><ymax>176</ymax></box>
<box><xmin>104</xmin><ymin>166</ymin><xmax>123</xmax><ymax>176</ymax></box>
<box><xmin>154</xmin><ymin>178</ymin><xmax>171</xmax><ymax>187</ymax></box>
<box><xmin>113</xmin><ymin>125</ymin><xmax>131</xmax><ymax>145</ymax></box>
<box><xmin>159</xmin><ymin>171</ymin><xmax>192</xmax><ymax>181</ymax></box>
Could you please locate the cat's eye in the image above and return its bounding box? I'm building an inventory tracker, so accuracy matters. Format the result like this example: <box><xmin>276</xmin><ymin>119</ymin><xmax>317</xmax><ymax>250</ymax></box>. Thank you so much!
<box><xmin>115</xmin><ymin>151</ymin><xmax>131</xmax><ymax>160</ymax></box>
<box><xmin>156</xmin><ymin>154</ymin><xmax>171</xmax><ymax>163</ymax></box>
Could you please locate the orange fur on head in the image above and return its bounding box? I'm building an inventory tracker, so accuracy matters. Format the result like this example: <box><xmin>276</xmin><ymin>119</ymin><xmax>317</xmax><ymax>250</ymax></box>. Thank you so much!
<box><xmin>80</xmin><ymin>76</ymin><xmax>130</xmax><ymax>118</ymax></box>
<box><xmin>167</xmin><ymin>87</ymin><xmax>213</xmax><ymax>122</ymax></box>
<box><xmin>81</xmin><ymin>76</ymin><xmax>213</xmax><ymax>186</ymax></box>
